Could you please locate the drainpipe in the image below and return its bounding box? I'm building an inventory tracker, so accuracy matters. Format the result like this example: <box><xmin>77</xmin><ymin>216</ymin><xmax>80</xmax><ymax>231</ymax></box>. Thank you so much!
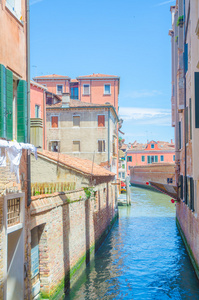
<box><xmin>26</xmin><ymin>0</ymin><xmax>31</xmax><ymax>206</ymax></box>
<box><xmin>108</xmin><ymin>107</ymin><xmax>110</xmax><ymax>169</ymax></box>
<box><xmin>43</xmin><ymin>90</ymin><xmax>46</xmax><ymax>149</ymax></box>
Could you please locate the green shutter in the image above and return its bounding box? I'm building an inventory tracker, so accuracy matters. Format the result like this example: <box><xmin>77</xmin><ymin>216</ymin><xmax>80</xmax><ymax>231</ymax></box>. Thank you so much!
<box><xmin>155</xmin><ymin>156</ymin><xmax>158</xmax><ymax>162</ymax></box>
<box><xmin>17</xmin><ymin>80</ymin><xmax>27</xmax><ymax>143</ymax></box>
<box><xmin>184</xmin><ymin>43</ymin><xmax>188</xmax><ymax>74</ymax></box>
<box><xmin>189</xmin><ymin>98</ymin><xmax>192</xmax><ymax>140</ymax></box>
<box><xmin>185</xmin><ymin>106</ymin><xmax>188</xmax><ymax>144</ymax></box>
<box><xmin>0</xmin><ymin>64</ymin><xmax>6</xmax><ymax>138</ymax></box>
<box><xmin>195</xmin><ymin>72</ymin><xmax>199</xmax><ymax>128</ymax></box>
<box><xmin>178</xmin><ymin>121</ymin><xmax>181</xmax><ymax>149</ymax></box>
<box><xmin>6</xmin><ymin>69</ymin><xmax>13</xmax><ymax>140</ymax></box>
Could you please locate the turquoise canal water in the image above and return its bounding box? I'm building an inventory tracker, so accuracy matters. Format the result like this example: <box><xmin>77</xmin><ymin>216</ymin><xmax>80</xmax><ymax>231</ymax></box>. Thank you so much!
<box><xmin>65</xmin><ymin>187</ymin><xmax>199</xmax><ymax>299</ymax></box>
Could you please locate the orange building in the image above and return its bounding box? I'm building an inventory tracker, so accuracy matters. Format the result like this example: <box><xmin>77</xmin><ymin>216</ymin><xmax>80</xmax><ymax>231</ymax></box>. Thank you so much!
<box><xmin>126</xmin><ymin>140</ymin><xmax>175</xmax><ymax>176</ymax></box>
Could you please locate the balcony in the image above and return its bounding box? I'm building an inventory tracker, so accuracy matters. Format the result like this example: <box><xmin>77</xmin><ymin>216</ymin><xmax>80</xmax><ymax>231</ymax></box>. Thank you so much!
<box><xmin>31</xmin><ymin>182</ymin><xmax>76</xmax><ymax>196</ymax></box>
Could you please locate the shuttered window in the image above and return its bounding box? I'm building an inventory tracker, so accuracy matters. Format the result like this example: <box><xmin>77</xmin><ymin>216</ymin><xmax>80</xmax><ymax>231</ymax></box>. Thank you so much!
<box><xmin>73</xmin><ymin>116</ymin><xmax>80</xmax><ymax>127</ymax></box>
<box><xmin>195</xmin><ymin>72</ymin><xmax>199</xmax><ymax>128</ymax></box>
<box><xmin>190</xmin><ymin>177</ymin><xmax>194</xmax><ymax>211</ymax></box>
<box><xmin>178</xmin><ymin>175</ymin><xmax>183</xmax><ymax>200</ymax></box>
<box><xmin>98</xmin><ymin>115</ymin><xmax>105</xmax><ymax>127</ymax></box>
<box><xmin>98</xmin><ymin>140</ymin><xmax>105</xmax><ymax>152</ymax></box>
<box><xmin>51</xmin><ymin>116</ymin><xmax>58</xmax><ymax>128</ymax></box>
<box><xmin>184</xmin><ymin>43</ymin><xmax>188</xmax><ymax>74</ymax></box>
<box><xmin>155</xmin><ymin>156</ymin><xmax>158</xmax><ymax>162</ymax></box>
<box><xmin>178</xmin><ymin>121</ymin><xmax>182</xmax><ymax>149</ymax></box>
<box><xmin>141</xmin><ymin>156</ymin><xmax>145</xmax><ymax>162</ymax></box>
<box><xmin>73</xmin><ymin>141</ymin><xmax>80</xmax><ymax>152</ymax></box>
<box><xmin>189</xmin><ymin>98</ymin><xmax>192</xmax><ymax>140</ymax></box>
<box><xmin>17</xmin><ymin>80</ymin><xmax>27</xmax><ymax>142</ymax></box>
<box><xmin>0</xmin><ymin>64</ymin><xmax>6</xmax><ymax>138</ymax></box>
<box><xmin>185</xmin><ymin>106</ymin><xmax>188</xmax><ymax>144</ymax></box>
<box><xmin>6</xmin><ymin>69</ymin><xmax>13</xmax><ymax>140</ymax></box>
<box><xmin>184</xmin><ymin>176</ymin><xmax>187</xmax><ymax>204</ymax></box>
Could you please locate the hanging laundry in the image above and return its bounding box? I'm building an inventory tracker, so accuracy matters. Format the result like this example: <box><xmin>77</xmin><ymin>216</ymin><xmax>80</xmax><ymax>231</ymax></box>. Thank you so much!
<box><xmin>0</xmin><ymin>139</ymin><xmax>37</xmax><ymax>183</ymax></box>
<box><xmin>0</xmin><ymin>148</ymin><xmax>6</xmax><ymax>167</ymax></box>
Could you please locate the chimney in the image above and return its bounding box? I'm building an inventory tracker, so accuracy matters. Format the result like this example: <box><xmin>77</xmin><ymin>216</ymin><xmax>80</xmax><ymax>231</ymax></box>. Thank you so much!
<box><xmin>62</xmin><ymin>93</ymin><xmax>70</xmax><ymax>108</ymax></box>
<box><xmin>171</xmin><ymin>139</ymin><xmax>173</xmax><ymax>144</ymax></box>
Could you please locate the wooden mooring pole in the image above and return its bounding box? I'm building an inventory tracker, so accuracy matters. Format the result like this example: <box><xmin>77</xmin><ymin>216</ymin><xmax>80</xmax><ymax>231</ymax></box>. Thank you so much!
<box><xmin>126</xmin><ymin>176</ymin><xmax>131</xmax><ymax>206</ymax></box>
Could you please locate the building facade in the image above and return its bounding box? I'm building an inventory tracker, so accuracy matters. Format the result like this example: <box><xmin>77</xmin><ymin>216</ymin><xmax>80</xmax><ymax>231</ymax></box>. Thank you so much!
<box><xmin>46</xmin><ymin>97</ymin><xmax>119</xmax><ymax>174</ymax></box>
<box><xmin>0</xmin><ymin>0</ymin><xmax>31</xmax><ymax>299</ymax></box>
<box><xmin>126</xmin><ymin>140</ymin><xmax>175</xmax><ymax>176</ymax></box>
<box><xmin>169</xmin><ymin>0</ymin><xmax>199</xmax><ymax>278</ymax></box>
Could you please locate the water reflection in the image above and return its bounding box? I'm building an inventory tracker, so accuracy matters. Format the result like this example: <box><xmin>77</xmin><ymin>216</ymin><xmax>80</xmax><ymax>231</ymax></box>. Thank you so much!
<box><xmin>65</xmin><ymin>187</ymin><xmax>199</xmax><ymax>300</ymax></box>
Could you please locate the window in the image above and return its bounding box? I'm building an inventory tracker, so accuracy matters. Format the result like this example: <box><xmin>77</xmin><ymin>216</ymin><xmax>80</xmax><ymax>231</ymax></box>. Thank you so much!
<box><xmin>51</xmin><ymin>116</ymin><xmax>58</xmax><ymax>128</ymax></box>
<box><xmin>127</xmin><ymin>156</ymin><xmax>132</xmax><ymax>162</ymax></box>
<box><xmin>178</xmin><ymin>121</ymin><xmax>182</xmax><ymax>149</ymax></box>
<box><xmin>50</xmin><ymin>141</ymin><xmax>60</xmax><ymax>152</ymax></box>
<box><xmin>119</xmin><ymin>172</ymin><xmax>121</xmax><ymax>178</ymax></box>
<box><xmin>98</xmin><ymin>140</ymin><xmax>105</xmax><ymax>152</ymax></box>
<box><xmin>71</xmin><ymin>87</ymin><xmax>78</xmax><ymax>100</ymax></box>
<box><xmin>7</xmin><ymin>197</ymin><xmax>20</xmax><ymax>227</ymax></box>
<box><xmin>83</xmin><ymin>84</ymin><xmax>90</xmax><ymax>95</ymax></box>
<box><xmin>141</xmin><ymin>156</ymin><xmax>145</xmax><ymax>162</ymax></box>
<box><xmin>73</xmin><ymin>141</ymin><xmax>80</xmax><ymax>152</ymax></box>
<box><xmin>98</xmin><ymin>115</ymin><xmax>105</xmax><ymax>127</ymax></box>
<box><xmin>6</xmin><ymin>0</ymin><xmax>22</xmax><ymax>20</ymax></box>
<box><xmin>167</xmin><ymin>178</ymin><xmax>173</xmax><ymax>184</ymax></box>
<box><xmin>104</xmin><ymin>84</ymin><xmax>111</xmax><ymax>95</ymax></box>
<box><xmin>195</xmin><ymin>73</ymin><xmax>199</xmax><ymax>128</ymax></box>
<box><xmin>122</xmin><ymin>173</ymin><xmax>125</xmax><ymax>179</ymax></box>
<box><xmin>122</xmin><ymin>164</ymin><xmax>125</xmax><ymax>169</ymax></box>
<box><xmin>185</xmin><ymin>106</ymin><xmax>188</xmax><ymax>144</ymax></box>
<box><xmin>73</xmin><ymin>116</ymin><xmax>80</xmax><ymax>127</ymax></box>
<box><xmin>0</xmin><ymin>64</ymin><xmax>27</xmax><ymax>142</ymax></box>
<box><xmin>189</xmin><ymin>98</ymin><xmax>192</xmax><ymax>140</ymax></box>
<box><xmin>151</xmin><ymin>144</ymin><xmax>154</xmax><ymax>149</ymax></box>
<box><xmin>57</xmin><ymin>85</ymin><xmax>63</xmax><ymax>95</ymax></box>
<box><xmin>160</xmin><ymin>155</ymin><xmax>164</xmax><ymax>162</ymax></box>
<box><xmin>35</xmin><ymin>105</ymin><xmax>40</xmax><ymax>118</ymax></box>
<box><xmin>173</xmin><ymin>155</ymin><xmax>175</xmax><ymax>161</ymax></box>
<box><xmin>155</xmin><ymin>156</ymin><xmax>158</xmax><ymax>163</ymax></box>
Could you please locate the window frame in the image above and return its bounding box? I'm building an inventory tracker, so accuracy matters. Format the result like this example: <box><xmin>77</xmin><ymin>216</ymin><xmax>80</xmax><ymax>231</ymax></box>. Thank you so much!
<box><xmin>56</xmin><ymin>84</ymin><xmax>63</xmax><ymax>95</ymax></box>
<box><xmin>73</xmin><ymin>140</ymin><xmax>81</xmax><ymax>152</ymax></box>
<box><xmin>6</xmin><ymin>0</ymin><xmax>22</xmax><ymax>22</ymax></box>
<box><xmin>97</xmin><ymin>114</ymin><xmax>105</xmax><ymax>127</ymax></box>
<box><xmin>127</xmin><ymin>156</ymin><xmax>132</xmax><ymax>162</ymax></box>
<box><xmin>83</xmin><ymin>84</ymin><xmax>90</xmax><ymax>96</ymax></box>
<box><xmin>141</xmin><ymin>155</ymin><xmax>145</xmax><ymax>162</ymax></box>
<box><xmin>151</xmin><ymin>144</ymin><xmax>154</xmax><ymax>149</ymax></box>
<box><xmin>98</xmin><ymin>139</ymin><xmax>106</xmax><ymax>153</ymax></box>
<box><xmin>73</xmin><ymin>115</ymin><xmax>80</xmax><ymax>127</ymax></box>
<box><xmin>50</xmin><ymin>140</ymin><xmax>60</xmax><ymax>152</ymax></box>
<box><xmin>104</xmin><ymin>84</ymin><xmax>111</xmax><ymax>95</ymax></box>
<box><xmin>35</xmin><ymin>105</ymin><xmax>40</xmax><ymax>118</ymax></box>
<box><xmin>160</xmin><ymin>155</ymin><xmax>164</xmax><ymax>162</ymax></box>
<box><xmin>50</xmin><ymin>115</ymin><xmax>59</xmax><ymax>129</ymax></box>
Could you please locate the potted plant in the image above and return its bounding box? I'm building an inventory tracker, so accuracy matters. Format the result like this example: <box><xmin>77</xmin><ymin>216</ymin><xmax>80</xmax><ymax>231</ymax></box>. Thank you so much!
<box><xmin>177</xmin><ymin>15</ymin><xmax>184</xmax><ymax>28</ymax></box>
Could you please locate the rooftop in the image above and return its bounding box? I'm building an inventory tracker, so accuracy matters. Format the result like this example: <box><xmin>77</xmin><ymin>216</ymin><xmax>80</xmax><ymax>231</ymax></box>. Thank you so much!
<box><xmin>37</xmin><ymin>150</ymin><xmax>115</xmax><ymax>178</ymax></box>
<box><xmin>33</xmin><ymin>74</ymin><xmax>71</xmax><ymax>80</ymax></box>
<box><xmin>77</xmin><ymin>73</ymin><xmax>120</xmax><ymax>79</ymax></box>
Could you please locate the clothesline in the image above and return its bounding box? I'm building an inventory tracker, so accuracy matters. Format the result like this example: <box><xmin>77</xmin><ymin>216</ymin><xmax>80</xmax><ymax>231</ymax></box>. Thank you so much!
<box><xmin>0</xmin><ymin>139</ymin><xmax>37</xmax><ymax>183</ymax></box>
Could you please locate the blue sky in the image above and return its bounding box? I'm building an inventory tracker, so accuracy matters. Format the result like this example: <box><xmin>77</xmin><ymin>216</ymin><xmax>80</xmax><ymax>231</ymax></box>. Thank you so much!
<box><xmin>30</xmin><ymin>0</ymin><xmax>175</xmax><ymax>144</ymax></box>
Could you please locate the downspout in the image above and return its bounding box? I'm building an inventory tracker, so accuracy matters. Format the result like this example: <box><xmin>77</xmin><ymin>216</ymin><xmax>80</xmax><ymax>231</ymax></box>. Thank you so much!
<box><xmin>27</xmin><ymin>0</ymin><xmax>31</xmax><ymax>206</ymax></box>
<box><xmin>108</xmin><ymin>107</ymin><xmax>110</xmax><ymax>169</ymax></box>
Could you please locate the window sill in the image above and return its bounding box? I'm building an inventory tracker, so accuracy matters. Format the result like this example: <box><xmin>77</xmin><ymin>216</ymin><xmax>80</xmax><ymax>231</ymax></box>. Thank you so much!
<box><xmin>103</xmin><ymin>94</ymin><xmax>111</xmax><ymax>96</ymax></box>
<box><xmin>7</xmin><ymin>222</ymin><xmax>23</xmax><ymax>234</ymax></box>
<box><xmin>82</xmin><ymin>94</ymin><xmax>90</xmax><ymax>96</ymax></box>
<box><xmin>5</xmin><ymin>6</ymin><xmax>24</xmax><ymax>27</ymax></box>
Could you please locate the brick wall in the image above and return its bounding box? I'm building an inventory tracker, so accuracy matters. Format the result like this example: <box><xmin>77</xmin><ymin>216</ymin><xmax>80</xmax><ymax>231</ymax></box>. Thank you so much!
<box><xmin>29</xmin><ymin>183</ymin><xmax>117</xmax><ymax>298</ymax></box>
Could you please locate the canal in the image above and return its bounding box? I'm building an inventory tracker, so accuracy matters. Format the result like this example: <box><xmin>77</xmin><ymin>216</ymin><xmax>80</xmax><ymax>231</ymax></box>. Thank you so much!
<box><xmin>66</xmin><ymin>187</ymin><xmax>199</xmax><ymax>299</ymax></box>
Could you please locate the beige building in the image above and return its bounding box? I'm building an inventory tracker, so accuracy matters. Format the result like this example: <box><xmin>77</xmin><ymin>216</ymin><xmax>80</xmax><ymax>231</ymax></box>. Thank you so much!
<box><xmin>46</xmin><ymin>95</ymin><xmax>119</xmax><ymax>174</ymax></box>
<box><xmin>169</xmin><ymin>0</ymin><xmax>199</xmax><ymax>278</ymax></box>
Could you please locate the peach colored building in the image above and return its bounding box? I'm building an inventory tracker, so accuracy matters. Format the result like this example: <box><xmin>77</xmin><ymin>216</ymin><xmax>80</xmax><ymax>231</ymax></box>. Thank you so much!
<box><xmin>0</xmin><ymin>0</ymin><xmax>31</xmax><ymax>299</ymax></box>
<box><xmin>30</xmin><ymin>81</ymin><xmax>47</xmax><ymax>149</ymax></box>
<box><xmin>33</xmin><ymin>74</ymin><xmax>71</xmax><ymax>98</ymax></box>
<box><xmin>126</xmin><ymin>140</ymin><xmax>175</xmax><ymax>176</ymax></box>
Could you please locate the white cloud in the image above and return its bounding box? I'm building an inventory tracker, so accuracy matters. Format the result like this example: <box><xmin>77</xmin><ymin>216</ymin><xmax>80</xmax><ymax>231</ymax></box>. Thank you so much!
<box><xmin>119</xmin><ymin>107</ymin><xmax>171</xmax><ymax>126</ymax></box>
<box><xmin>156</xmin><ymin>0</ymin><xmax>175</xmax><ymax>7</ymax></box>
<box><xmin>30</xmin><ymin>0</ymin><xmax>44</xmax><ymax>5</ymax></box>
<box><xmin>124</xmin><ymin>90</ymin><xmax>162</xmax><ymax>99</ymax></box>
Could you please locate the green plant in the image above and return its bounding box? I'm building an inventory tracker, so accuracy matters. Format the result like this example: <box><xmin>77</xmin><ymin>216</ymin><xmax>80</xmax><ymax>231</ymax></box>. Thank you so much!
<box><xmin>35</xmin><ymin>191</ymin><xmax>40</xmax><ymax>195</ymax></box>
<box><xmin>175</xmin><ymin>36</ymin><xmax>178</xmax><ymax>43</ymax></box>
<box><xmin>177</xmin><ymin>15</ymin><xmax>184</xmax><ymax>27</ymax></box>
<box><xmin>83</xmin><ymin>187</ymin><xmax>93</xmax><ymax>199</ymax></box>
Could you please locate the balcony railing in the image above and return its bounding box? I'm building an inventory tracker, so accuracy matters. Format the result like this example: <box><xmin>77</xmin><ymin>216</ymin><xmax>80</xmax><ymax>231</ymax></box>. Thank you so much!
<box><xmin>31</xmin><ymin>182</ymin><xmax>76</xmax><ymax>196</ymax></box>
